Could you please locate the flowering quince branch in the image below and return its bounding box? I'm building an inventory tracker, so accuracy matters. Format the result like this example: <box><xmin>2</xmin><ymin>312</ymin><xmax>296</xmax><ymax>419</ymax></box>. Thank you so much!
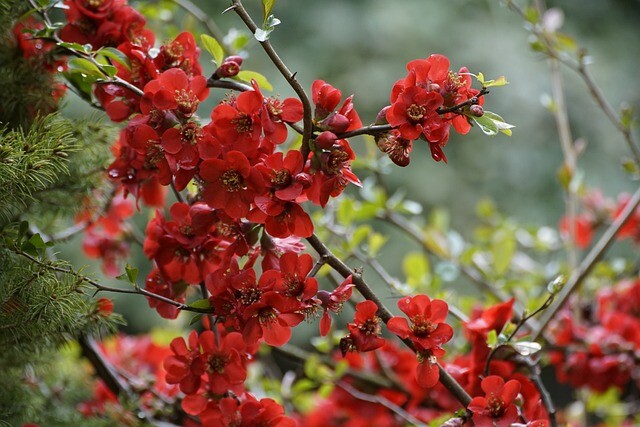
<box><xmin>533</xmin><ymin>184</ymin><xmax>640</xmax><ymax>340</ymax></box>
<box><xmin>306</xmin><ymin>234</ymin><xmax>473</xmax><ymax>407</ymax></box>
<box><xmin>229</xmin><ymin>0</ymin><xmax>314</xmax><ymax>159</ymax></box>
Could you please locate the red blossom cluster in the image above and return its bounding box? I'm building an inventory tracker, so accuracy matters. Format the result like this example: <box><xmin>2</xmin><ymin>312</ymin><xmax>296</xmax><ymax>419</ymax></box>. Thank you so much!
<box><xmin>548</xmin><ymin>278</ymin><xmax>640</xmax><ymax>392</ymax></box>
<box><xmin>376</xmin><ymin>54</ymin><xmax>484</xmax><ymax>165</ymax></box>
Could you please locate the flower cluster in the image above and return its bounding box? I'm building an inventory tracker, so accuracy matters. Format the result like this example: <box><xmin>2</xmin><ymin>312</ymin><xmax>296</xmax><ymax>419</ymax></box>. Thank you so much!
<box><xmin>377</xmin><ymin>54</ymin><xmax>484</xmax><ymax>165</ymax></box>
<box><xmin>548</xmin><ymin>278</ymin><xmax>640</xmax><ymax>392</ymax></box>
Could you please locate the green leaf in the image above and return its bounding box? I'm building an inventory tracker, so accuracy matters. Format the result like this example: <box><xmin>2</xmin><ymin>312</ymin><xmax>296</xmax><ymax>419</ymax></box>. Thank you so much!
<box><xmin>482</xmin><ymin>75</ymin><xmax>509</xmax><ymax>88</ymax></box>
<box><xmin>483</xmin><ymin>111</ymin><xmax>515</xmax><ymax>136</ymax></box>
<box><xmin>67</xmin><ymin>57</ymin><xmax>103</xmax><ymax>78</ymax></box>
<box><xmin>99</xmin><ymin>47</ymin><xmax>131</xmax><ymax>70</ymax></box>
<box><xmin>189</xmin><ymin>298</ymin><xmax>211</xmax><ymax>309</ymax></box>
<box><xmin>492</xmin><ymin>228</ymin><xmax>516</xmax><ymax>275</ymax></box>
<box><xmin>101</xmin><ymin>64</ymin><xmax>117</xmax><ymax>78</ymax></box>
<box><xmin>200</xmin><ymin>34</ymin><xmax>224</xmax><ymax>66</ymax></box>
<box><xmin>403</xmin><ymin>252</ymin><xmax>430</xmax><ymax>286</ymax></box>
<box><xmin>471</xmin><ymin>114</ymin><xmax>499</xmax><ymax>136</ymax></box>
<box><xmin>367</xmin><ymin>233</ymin><xmax>387</xmax><ymax>257</ymax></box>
<box><xmin>262</xmin><ymin>0</ymin><xmax>276</xmax><ymax>25</ymax></box>
<box><xmin>58</xmin><ymin>41</ymin><xmax>91</xmax><ymax>53</ymax></box>
<box><xmin>18</xmin><ymin>221</ymin><xmax>29</xmax><ymax>242</ymax></box>
<box><xmin>486</xmin><ymin>330</ymin><xmax>498</xmax><ymax>348</ymax></box>
<box><xmin>125</xmin><ymin>263</ymin><xmax>138</xmax><ymax>283</ymax></box>
<box><xmin>236</xmin><ymin>70</ymin><xmax>273</xmax><ymax>91</ymax></box>
<box><xmin>189</xmin><ymin>314</ymin><xmax>203</xmax><ymax>326</ymax></box>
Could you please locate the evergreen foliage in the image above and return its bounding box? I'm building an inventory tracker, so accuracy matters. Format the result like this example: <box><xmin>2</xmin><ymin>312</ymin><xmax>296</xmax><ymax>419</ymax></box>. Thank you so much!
<box><xmin>0</xmin><ymin>27</ymin><xmax>60</xmax><ymax>130</ymax></box>
<box><xmin>0</xmin><ymin>114</ymin><xmax>76</xmax><ymax>224</ymax></box>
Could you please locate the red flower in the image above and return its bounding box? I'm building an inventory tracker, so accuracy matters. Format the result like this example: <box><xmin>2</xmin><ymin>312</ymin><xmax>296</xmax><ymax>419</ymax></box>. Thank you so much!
<box><xmin>559</xmin><ymin>213</ymin><xmax>594</xmax><ymax>249</ymax></box>
<box><xmin>317</xmin><ymin>275</ymin><xmax>354</xmax><ymax>336</ymax></box>
<box><xmin>468</xmin><ymin>376</ymin><xmax>521</xmax><ymax>427</ymax></box>
<box><xmin>387</xmin><ymin>295</ymin><xmax>453</xmax><ymax>351</ymax></box>
<box><xmin>164</xmin><ymin>331</ymin><xmax>205</xmax><ymax>395</ymax></box>
<box><xmin>200</xmin><ymin>150</ymin><xmax>265</xmax><ymax>219</ymax></box>
<box><xmin>265</xmin><ymin>252</ymin><xmax>318</xmax><ymax>301</ymax></box>
<box><xmin>140</xmin><ymin>68</ymin><xmax>208</xmax><ymax>118</ymax></box>
<box><xmin>155</xmin><ymin>31</ymin><xmax>202</xmax><ymax>76</ymax></box>
<box><xmin>311</xmin><ymin>80</ymin><xmax>362</xmax><ymax>133</ymax></box>
<box><xmin>144</xmin><ymin>269</ymin><xmax>187</xmax><ymax>319</ymax></box>
<box><xmin>199</xmin><ymin>331</ymin><xmax>247</xmax><ymax>395</ymax></box>
<box><xmin>95</xmin><ymin>298</ymin><xmax>114</xmax><ymax>316</ymax></box>
<box><xmin>340</xmin><ymin>300</ymin><xmax>386</xmax><ymax>355</ymax></box>
<box><xmin>386</xmin><ymin>85</ymin><xmax>444</xmax><ymax>141</ymax></box>
<box><xmin>387</xmin><ymin>294</ymin><xmax>453</xmax><ymax>388</ymax></box>
<box><xmin>210</xmin><ymin>88</ymin><xmax>263</xmax><ymax>153</ymax></box>
<box><xmin>614</xmin><ymin>193</ymin><xmax>640</xmax><ymax>242</ymax></box>
<box><xmin>242</xmin><ymin>292</ymin><xmax>305</xmax><ymax>346</ymax></box>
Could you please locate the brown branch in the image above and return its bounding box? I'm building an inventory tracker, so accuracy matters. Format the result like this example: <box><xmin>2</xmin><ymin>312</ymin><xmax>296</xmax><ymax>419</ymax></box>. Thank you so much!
<box><xmin>306</xmin><ymin>234</ymin><xmax>473</xmax><ymax>408</ymax></box>
<box><xmin>229</xmin><ymin>0</ymin><xmax>313</xmax><ymax>160</ymax></box>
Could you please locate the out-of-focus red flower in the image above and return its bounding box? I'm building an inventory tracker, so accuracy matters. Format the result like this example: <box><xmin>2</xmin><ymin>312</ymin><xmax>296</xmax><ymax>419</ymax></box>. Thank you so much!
<box><xmin>559</xmin><ymin>213</ymin><xmax>595</xmax><ymax>249</ymax></box>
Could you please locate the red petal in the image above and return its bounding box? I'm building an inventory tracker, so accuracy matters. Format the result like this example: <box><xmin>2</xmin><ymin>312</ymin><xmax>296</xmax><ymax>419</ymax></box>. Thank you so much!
<box><xmin>416</xmin><ymin>360</ymin><xmax>440</xmax><ymax>388</ymax></box>
<box><xmin>387</xmin><ymin>316</ymin><xmax>411</xmax><ymax>339</ymax></box>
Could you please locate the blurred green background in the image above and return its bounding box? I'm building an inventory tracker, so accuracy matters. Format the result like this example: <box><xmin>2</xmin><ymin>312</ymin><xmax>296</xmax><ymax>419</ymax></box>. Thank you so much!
<box><xmin>60</xmin><ymin>0</ymin><xmax>640</xmax><ymax>333</ymax></box>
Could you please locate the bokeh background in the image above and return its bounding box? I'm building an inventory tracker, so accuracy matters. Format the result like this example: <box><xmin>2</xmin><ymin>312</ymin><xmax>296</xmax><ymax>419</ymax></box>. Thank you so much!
<box><xmin>61</xmin><ymin>0</ymin><xmax>640</xmax><ymax>334</ymax></box>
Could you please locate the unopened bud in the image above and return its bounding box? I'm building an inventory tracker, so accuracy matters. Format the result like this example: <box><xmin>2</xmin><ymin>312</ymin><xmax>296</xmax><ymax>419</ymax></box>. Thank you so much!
<box><xmin>322</xmin><ymin>113</ymin><xmax>350</xmax><ymax>133</ymax></box>
<box><xmin>216</xmin><ymin>61</ymin><xmax>241</xmax><ymax>78</ymax></box>
<box><xmin>294</xmin><ymin>173</ymin><xmax>312</xmax><ymax>188</ymax></box>
<box><xmin>315</xmin><ymin>131</ymin><xmax>337</xmax><ymax>149</ymax></box>
<box><xmin>470</xmin><ymin>104</ymin><xmax>484</xmax><ymax>117</ymax></box>
<box><xmin>225</xmin><ymin>55</ymin><xmax>243</xmax><ymax>67</ymax></box>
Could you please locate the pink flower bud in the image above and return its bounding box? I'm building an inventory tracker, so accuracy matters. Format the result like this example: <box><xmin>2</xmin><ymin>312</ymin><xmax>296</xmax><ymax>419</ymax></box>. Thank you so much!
<box><xmin>375</xmin><ymin>106</ymin><xmax>390</xmax><ymax>125</ymax></box>
<box><xmin>322</xmin><ymin>113</ymin><xmax>350</xmax><ymax>133</ymax></box>
<box><xmin>470</xmin><ymin>104</ymin><xmax>484</xmax><ymax>117</ymax></box>
<box><xmin>315</xmin><ymin>131</ymin><xmax>337</xmax><ymax>149</ymax></box>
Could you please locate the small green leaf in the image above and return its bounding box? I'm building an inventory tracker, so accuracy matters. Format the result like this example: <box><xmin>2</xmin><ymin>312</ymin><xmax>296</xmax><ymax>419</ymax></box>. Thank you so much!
<box><xmin>403</xmin><ymin>252</ymin><xmax>430</xmax><ymax>286</ymax></box>
<box><xmin>262</xmin><ymin>0</ymin><xmax>276</xmax><ymax>25</ymax></box>
<box><xmin>200</xmin><ymin>34</ymin><xmax>224</xmax><ymax>66</ymax></box>
<box><xmin>492</xmin><ymin>228</ymin><xmax>516</xmax><ymax>275</ymax></box>
<box><xmin>237</xmin><ymin>70</ymin><xmax>273</xmax><ymax>91</ymax></box>
<box><xmin>189</xmin><ymin>314</ymin><xmax>203</xmax><ymax>326</ymax></box>
<box><xmin>125</xmin><ymin>263</ymin><xmax>138</xmax><ymax>283</ymax></box>
<box><xmin>99</xmin><ymin>47</ymin><xmax>131</xmax><ymax>70</ymax></box>
<box><xmin>483</xmin><ymin>111</ymin><xmax>515</xmax><ymax>136</ymax></box>
<box><xmin>486</xmin><ymin>330</ymin><xmax>498</xmax><ymax>348</ymax></box>
<box><xmin>482</xmin><ymin>75</ymin><xmax>509</xmax><ymax>88</ymax></box>
<box><xmin>189</xmin><ymin>298</ymin><xmax>211</xmax><ymax>309</ymax></box>
<box><xmin>471</xmin><ymin>114</ymin><xmax>499</xmax><ymax>136</ymax></box>
<box><xmin>367</xmin><ymin>233</ymin><xmax>387</xmax><ymax>257</ymax></box>
<box><xmin>28</xmin><ymin>233</ymin><xmax>46</xmax><ymax>249</ymax></box>
<box><xmin>101</xmin><ymin>64</ymin><xmax>117</xmax><ymax>78</ymax></box>
<box><xmin>58</xmin><ymin>41</ymin><xmax>91</xmax><ymax>53</ymax></box>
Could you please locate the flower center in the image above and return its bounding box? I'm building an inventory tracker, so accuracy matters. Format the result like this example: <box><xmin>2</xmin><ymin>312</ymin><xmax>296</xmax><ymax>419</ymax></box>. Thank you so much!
<box><xmin>487</xmin><ymin>395</ymin><xmax>505</xmax><ymax>417</ymax></box>
<box><xmin>238</xmin><ymin>287</ymin><xmax>262</xmax><ymax>306</ymax></box>
<box><xmin>220</xmin><ymin>170</ymin><xmax>243</xmax><ymax>192</ymax></box>
<box><xmin>181</xmin><ymin>122</ymin><xmax>202</xmax><ymax>145</ymax></box>
<box><xmin>360</xmin><ymin>317</ymin><xmax>381</xmax><ymax>336</ymax></box>
<box><xmin>206</xmin><ymin>354</ymin><xmax>229</xmax><ymax>374</ymax></box>
<box><xmin>232</xmin><ymin>113</ymin><xmax>253</xmax><ymax>134</ymax></box>
<box><xmin>165</xmin><ymin>42</ymin><xmax>184</xmax><ymax>61</ymax></box>
<box><xmin>267</xmin><ymin>99</ymin><xmax>283</xmax><ymax>117</ymax></box>
<box><xmin>406</xmin><ymin>104</ymin><xmax>426</xmax><ymax>122</ymax></box>
<box><xmin>411</xmin><ymin>318</ymin><xmax>436</xmax><ymax>337</ymax></box>
<box><xmin>259</xmin><ymin>308</ymin><xmax>278</xmax><ymax>325</ymax></box>
<box><xmin>271</xmin><ymin>170</ymin><xmax>292</xmax><ymax>188</ymax></box>
<box><xmin>326</xmin><ymin>150</ymin><xmax>349</xmax><ymax>175</ymax></box>
<box><xmin>174</xmin><ymin>90</ymin><xmax>198</xmax><ymax>116</ymax></box>
<box><xmin>86</xmin><ymin>0</ymin><xmax>104</xmax><ymax>8</ymax></box>
<box><xmin>179</xmin><ymin>225</ymin><xmax>194</xmax><ymax>237</ymax></box>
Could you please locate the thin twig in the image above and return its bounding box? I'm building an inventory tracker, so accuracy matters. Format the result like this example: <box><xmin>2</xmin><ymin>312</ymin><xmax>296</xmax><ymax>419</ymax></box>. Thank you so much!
<box><xmin>337</xmin><ymin>380</ymin><xmax>427</xmax><ymax>426</ymax></box>
<box><xmin>170</xmin><ymin>0</ymin><xmax>231</xmax><ymax>54</ymax></box>
<box><xmin>13</xmin><ymin>248</ymin><xmax>213</xmax><ymax>314</ymax></box>
<box><xmin>229</xmin><ymin>0</ymin><xmax>313</xmax><ymax>159</ymax></box>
